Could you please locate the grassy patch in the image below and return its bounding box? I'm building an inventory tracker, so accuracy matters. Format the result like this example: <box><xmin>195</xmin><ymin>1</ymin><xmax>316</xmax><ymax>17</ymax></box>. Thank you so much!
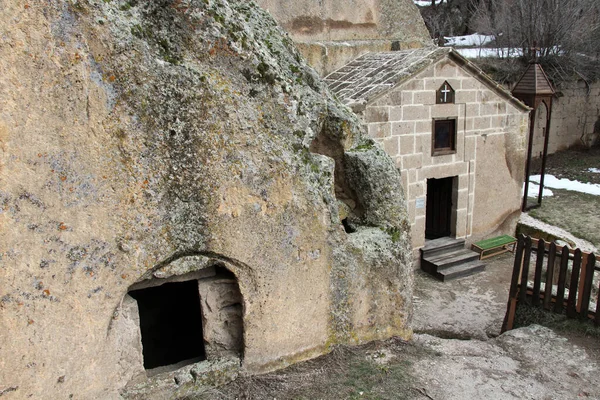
<box><xmin>528</xmin><ymin>189</ymin><xmax>600</xmax><ymax>248</ymax></box>
<box><xmin>535</xmin><ymin>147</ymin><xmax>600</xmax><ymax>185</ymax></box>
<box><xmin>204</xmin><ymin>338</ymin><xmax>425</xmax><ymax>400</ymax></box>
<box><xmin>352</xmin><ymin>142</ymin><xmax>375</xmax><ymax>152</ymax></box>
<box><xmin>514</xmin><ymin>303</ymin><xmax>600</xmax><ymax>339</ymax></box>
<box><xmin>385</xmin><ymin>227</ymin><xmax>402</xmax><ymax>243</ymax></box>
<box><xmin>513</xmin><ymin>303</ymin><xmax>600</xmax><ymax>360</ymax></box>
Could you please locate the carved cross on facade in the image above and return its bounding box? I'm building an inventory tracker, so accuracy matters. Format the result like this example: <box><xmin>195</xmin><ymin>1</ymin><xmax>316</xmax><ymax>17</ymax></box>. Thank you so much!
<box><xmin>441</xmin><ymin>84</ymin><xmax>451</xmax><ymax>102</ymax></box>
<box><xmin>436</xmin><ymin>81</ymin><xmax>454</xmax><ymax>104</ymax></box>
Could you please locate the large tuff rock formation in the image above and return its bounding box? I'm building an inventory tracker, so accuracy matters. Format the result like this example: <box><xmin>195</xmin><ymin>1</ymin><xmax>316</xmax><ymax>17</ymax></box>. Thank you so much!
<box><xmin>255</xmin><ymin>0</ymin><xmax>432</xmax><ymax>76</ymax></box>
<box><xmin>256</xmin><ymin>0</ymin><xmax>431</xmax><ymax>76</ymax></box>
<box><xmin>0</xmin><ymin>0</ymin><xmax>412</xmax><ymax>398</ymax></box>
<box><xmin>254</xmin><ymin>0</ymin><xmax>430</xmax><ymax>42</ymax></box>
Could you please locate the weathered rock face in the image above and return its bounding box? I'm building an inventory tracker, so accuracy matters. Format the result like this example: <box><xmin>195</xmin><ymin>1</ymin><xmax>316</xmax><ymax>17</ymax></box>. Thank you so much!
<box><xmin>0</xmin><ymin>0</ymin><xmax>412</xmax><ymax>398</ymax></box>
<box><xmin>254</xmin><ymin>0</ymin><xmax>430</xmax><ymax>42</ymax></box>
<box><xmin>254</xmin><ymin>0</ymin><xmax>432</xmax><ymax>75</ymax></box>
<box><xmin>413</xmin><ymin>325</ymin><xmax>600</xmax><ymax>399</ymax></box>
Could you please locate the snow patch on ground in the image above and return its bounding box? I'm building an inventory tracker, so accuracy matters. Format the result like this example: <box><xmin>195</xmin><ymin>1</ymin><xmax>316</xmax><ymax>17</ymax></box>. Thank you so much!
<box><xmin>445</xmin><ymin>33</ymin><xmax>494</xmax><ymax>47</ymax></box>
<box><xmin>530</xmin><ymin>174</ymin><xmax>600</xmax><ymax>196</ymax></box>
<box><xmin>588</xmin><ymin>168</ymin><xmax>600</xmax><ymax>173</ymax></box>
<box><xmin>524</xmin><ymin>182</ymin><xmax>554</xmax><ymax>198</ymax></box>
<box><xmin>413</xmin><ymin>0</ymin><xmax>446</xmax><ymax>6</ymax></box>
<box><xmin>455</xmin><ymin>47</ymin><xmax>524</xmax><ymax>58</ymax></box>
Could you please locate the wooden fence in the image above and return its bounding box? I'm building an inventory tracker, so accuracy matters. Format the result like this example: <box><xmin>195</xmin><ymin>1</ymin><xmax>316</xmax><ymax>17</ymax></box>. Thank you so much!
<box><xmin>502</xmin><ymin>234</ymin><xmax>600</xmax><ymax>332</ymax></box>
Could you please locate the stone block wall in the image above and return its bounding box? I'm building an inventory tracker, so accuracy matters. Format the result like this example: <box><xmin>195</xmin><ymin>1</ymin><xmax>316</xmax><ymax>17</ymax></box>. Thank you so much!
<box><xmin>531</xmin><ymin>80</ymin><xmax>600</xmax><ymax>156</ymax></box>
<box><xmin>363</xmin><ymin>57</ymin><xmax>529</xmax><ymax>257</ymax></box>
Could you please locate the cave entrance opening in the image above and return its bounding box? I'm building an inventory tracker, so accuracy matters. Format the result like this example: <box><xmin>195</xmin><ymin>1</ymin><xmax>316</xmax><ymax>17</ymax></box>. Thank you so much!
<box><xmin>124</xmin><ymin>264</ymin><xmax>245</xmax><ymax>376</ymax></box>
<box><xmin>128</xmin><ymin>280</ymin><xmax>206</xmax><ymax>371</ymax></box>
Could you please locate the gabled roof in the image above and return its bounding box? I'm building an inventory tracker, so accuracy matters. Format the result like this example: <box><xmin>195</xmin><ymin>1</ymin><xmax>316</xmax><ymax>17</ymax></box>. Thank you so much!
<box><xmin>512</xmin><ymin>63</ymin><xmax>555</xmax><ymax>96</ymax></box>
<box><xmin>324</xmin><ymin>47</ymin><xmax>446</xmax><ymax>104</ymax></box>
<box><xmin>324</xmin><ymin>47</ymin><xmax>530</xmax><ymax>112</ymax></box>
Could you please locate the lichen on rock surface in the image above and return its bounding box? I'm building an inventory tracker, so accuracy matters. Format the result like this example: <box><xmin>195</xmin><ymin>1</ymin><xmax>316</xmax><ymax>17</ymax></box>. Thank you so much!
<box><xmin>0</xmin><ymin>0</ymin><xmax>412</xmax><ymax>398</ymax></box>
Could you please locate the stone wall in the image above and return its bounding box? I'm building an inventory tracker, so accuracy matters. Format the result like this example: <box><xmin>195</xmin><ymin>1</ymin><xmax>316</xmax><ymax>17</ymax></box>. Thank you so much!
<box><xmin>531</xmin><ymin>80</ymin><xmax>600</xmax><ymax>157</ymax></box>
<box><xmin>362</xmin><ymin>56</ymin><xmax>529</xmax><ymax>257</ymax></box>
<box><xmin>0</xmin><ymin>1</ymin><xmax>413</xmax><ymax>398</ymax></box>
<box><xmin>254</xmin><ymin>0</ymin><xmax>431</xmax><ymax>75</ymax></box>
<box><xmin>296</xmin><ymin>40</ymin><xmax>423</xmax><ymax>78</ymax></box>
<box><xmin>254</xmin><ymin>0</ymin><xmax>429</xmax><ymax>42</ymax></box>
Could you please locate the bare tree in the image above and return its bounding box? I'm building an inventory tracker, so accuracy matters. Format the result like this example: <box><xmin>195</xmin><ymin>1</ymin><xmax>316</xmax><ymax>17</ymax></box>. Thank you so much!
<box><xmin>471</xmin><ymin>0</ymin><xmax>600</xmax><ymax>80</ymax></box>
<box><xmin>419</xmin><ymin>0</ymin><xmax>474</xmax><ymax>38</ymax></box>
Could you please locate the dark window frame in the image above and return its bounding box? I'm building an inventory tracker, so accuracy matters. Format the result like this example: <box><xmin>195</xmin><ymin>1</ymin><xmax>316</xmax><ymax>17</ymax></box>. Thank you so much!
<box><xmin>432</xmin><ymin>117</ymin><xmax>457</xmax><ymax>156</ymax></box>
<box><xmin>436</xmin><ymin>81</ymin><xmax>455</xmax><ymax>104</ymax></box>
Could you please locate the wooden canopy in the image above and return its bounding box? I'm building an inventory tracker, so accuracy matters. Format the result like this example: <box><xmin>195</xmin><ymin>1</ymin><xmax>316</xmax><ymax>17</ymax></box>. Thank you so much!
<box><xmin>512</xmin><ymin>63</ymin><xmax>555</xmax><ymax>98</ymax></box>
<box><xmin>512</xmin><ymin>62</ymin><xmax>555</xmax><ymax>211</ymax></box>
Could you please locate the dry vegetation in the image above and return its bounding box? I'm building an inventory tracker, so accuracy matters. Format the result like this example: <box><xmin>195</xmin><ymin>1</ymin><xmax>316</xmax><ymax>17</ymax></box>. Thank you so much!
<box><xmin>419</xmin><ymin>0</ymin><xmax>600</xmax><ymax>83</ymax></box>
<box><xmin>186</xmin><ymin>338</ymin><xmax>432</xmax><ymax>400</ymax></box>
<box><xmin>529</xmin><ymin>147</ymin><xmax>600</xmax><ymax>248</ymax></box>
<box><xmin>514</xmin><ymin>303</ymin><xmax>600</xmax><ymax>360</ymax></box>
<box><xmin>541</xmin><ymin>147</ymin><xmax>600</xmax><ymax>185</ymax></box>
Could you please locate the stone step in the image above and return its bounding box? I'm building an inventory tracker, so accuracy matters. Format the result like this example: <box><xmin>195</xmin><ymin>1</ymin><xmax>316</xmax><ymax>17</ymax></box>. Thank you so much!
<box><xmin>435</xmin><ymin>260</ymin><xmax>486</xmax><ymax>282</ymax></box>
<box><xmin>421</xmin><ymin>237</ymin><xmax>466</xmax><ymax>257</ymax></box>
<box><xmin>420</xmin><ymin>237</ymin><xmax>486</xmax><ymax>281</ymax></box>
<box><xmin>423</xmin><ymin>248</ymin><xmax>480</xmax><ymax>270</ymax></box>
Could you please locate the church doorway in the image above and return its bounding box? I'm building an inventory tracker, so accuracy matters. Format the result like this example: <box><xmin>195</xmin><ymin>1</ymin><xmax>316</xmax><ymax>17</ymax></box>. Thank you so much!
<box><xmin>425</xmin><ymin>176</ymin><xmax>456</xmax><ymax>239</ymax></box>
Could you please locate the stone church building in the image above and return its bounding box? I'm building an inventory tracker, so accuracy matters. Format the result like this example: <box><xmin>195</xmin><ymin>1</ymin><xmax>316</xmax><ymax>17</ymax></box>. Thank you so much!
<box><xmin>325</xmin><ymin>47</ymin><xmax>530</xmax><ymax>258</ymax></box>
<box><xmin>255</xmin><ymin>0</ymin><xmax>533</xmax><ymax>261</ymax></box>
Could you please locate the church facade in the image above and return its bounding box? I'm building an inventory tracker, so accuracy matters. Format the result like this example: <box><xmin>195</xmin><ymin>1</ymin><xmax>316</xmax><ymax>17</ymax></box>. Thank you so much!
<box><xmin>325</xmin><ymin>48</ymin><xmax>530</xmax><ymax>259</ymax></box>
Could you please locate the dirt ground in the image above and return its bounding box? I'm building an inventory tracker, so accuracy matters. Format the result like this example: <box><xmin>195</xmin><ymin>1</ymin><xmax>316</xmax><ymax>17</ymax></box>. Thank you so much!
<box><xmin>412</xmin><ymin>252</ymin><xmax>514</xmax><ymax>340</ymax></box>
<box><xmin>192</xmin><ymin>148</ymin><xmax>600</xmax><ymax>400</ymax></box>
<box><xmin>193</xmin><ymin>253</ymin><xmax>600</xmax><ymax>400</ymax></box>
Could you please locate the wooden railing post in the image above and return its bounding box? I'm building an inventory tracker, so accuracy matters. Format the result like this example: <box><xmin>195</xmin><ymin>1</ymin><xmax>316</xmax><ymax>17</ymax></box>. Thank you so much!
<box><xmin>580</xmin><ymin>254</ymin><xmax>596</xmax><ymax>320</ymax></box>
<box><xmin>596</xmin><ymin>276</ymin><xmax>600</xmax><ymax>326</ymax></box>
<box><xmin>566</xmin><ymin>249</ymin><xmax>582</xmax><ymax>318</ymax></box>
<box><xmin>502</xmin><ymin>234</ymin><xmax>526</xmax><ymax>332</ymax></box>
<box><xmin>532</xmin><ymin>239</ymin><xmax>545</xmax><ymax>306</ymax></box>
<box><xmin>543</xmin><ymin>242</ymin><xmax>557</xmax><ymax>310</ymax></box>
<box><xmin>577</xmin><ymin>254</ymin><xmax>588</xmax><ymax>312</ymax></box>
<box><xmin>519</xmin><ymin>236</ymin><xmax>533</xmax><ymax>304</ymax></box>
<box><xmin>554</xmin><ymin>246</ymin><xmax>570</xmax><ymax>314</ymax></box>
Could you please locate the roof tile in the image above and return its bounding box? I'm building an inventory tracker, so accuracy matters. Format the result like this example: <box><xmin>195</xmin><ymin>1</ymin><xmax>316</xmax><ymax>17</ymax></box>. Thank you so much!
<box><xmin>325</xmin><ymin>47</ymin><xmax>445</xmax><ymax>103</ymax></box>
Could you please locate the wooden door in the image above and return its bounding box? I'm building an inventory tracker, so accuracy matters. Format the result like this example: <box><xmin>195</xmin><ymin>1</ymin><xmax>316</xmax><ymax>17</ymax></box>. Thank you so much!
<box><xmin>425</xmin><ymin>177</ymin><xmax>453</xmax><ymax>239</ymax></box>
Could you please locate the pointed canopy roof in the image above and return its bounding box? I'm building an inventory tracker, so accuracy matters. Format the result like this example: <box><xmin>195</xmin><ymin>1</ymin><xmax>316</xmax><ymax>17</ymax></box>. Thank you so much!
<box><xmin>512</xmin><ymin>63</ymin><xmax>555</xmax><ymax>96</ymax></box>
